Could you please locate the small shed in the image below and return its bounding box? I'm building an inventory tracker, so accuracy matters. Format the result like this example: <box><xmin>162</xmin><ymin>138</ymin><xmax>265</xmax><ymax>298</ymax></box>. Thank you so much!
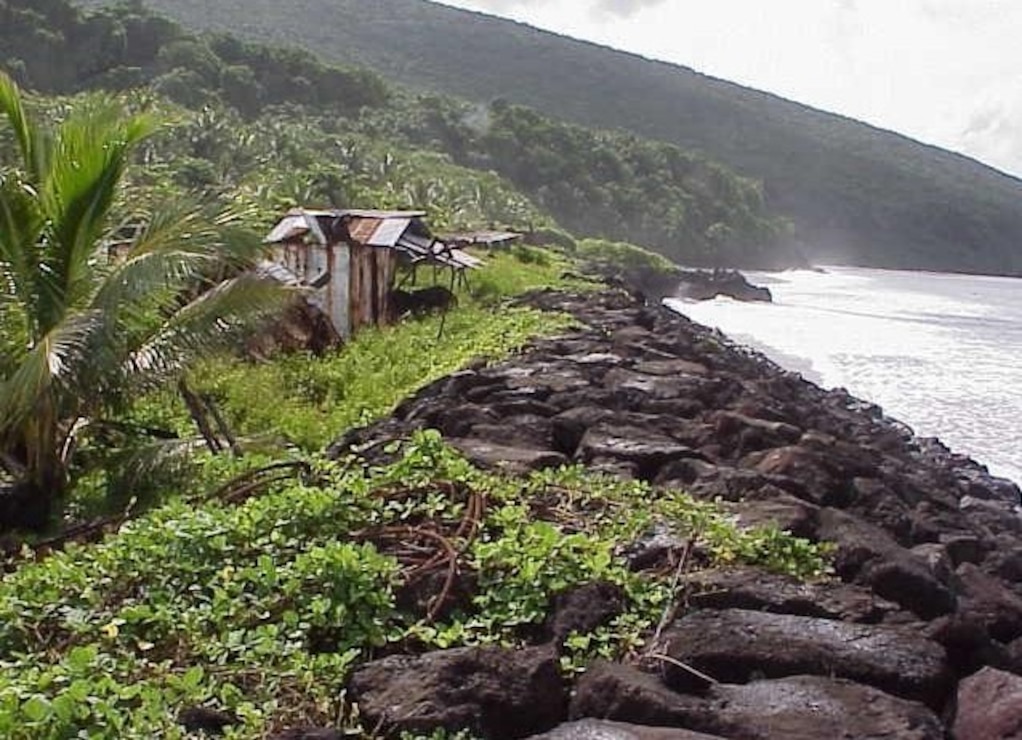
<box><xmin>264</xmin><ymin>208</ymin><xmax>439</xmax><ymax>339</ymax></box>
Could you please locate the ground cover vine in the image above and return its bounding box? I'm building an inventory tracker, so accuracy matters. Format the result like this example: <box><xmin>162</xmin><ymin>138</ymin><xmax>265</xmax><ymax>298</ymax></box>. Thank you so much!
<box><xmin>0</xmin><ymin>431</ymin><xmax>829</xmax><ymax>738</ymax></box>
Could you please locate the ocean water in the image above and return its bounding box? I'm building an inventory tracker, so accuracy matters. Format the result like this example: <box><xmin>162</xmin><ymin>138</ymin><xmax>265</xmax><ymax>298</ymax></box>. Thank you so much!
<box><xmin>665</xmin><ymin>266</ymin><xmax>1022</xmax><ymax>484</ymax></box>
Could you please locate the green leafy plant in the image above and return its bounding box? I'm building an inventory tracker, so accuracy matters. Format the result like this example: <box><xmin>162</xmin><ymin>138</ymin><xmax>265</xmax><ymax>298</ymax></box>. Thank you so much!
<box><xmin>0</xmin><ymin>433</ymin><xmax>829</xmax><ymax>737</ymax></box>
<box><xmin>0</xmin><ymin>72</ymin><xmax>288</xmax><ymax>529</ymax></box>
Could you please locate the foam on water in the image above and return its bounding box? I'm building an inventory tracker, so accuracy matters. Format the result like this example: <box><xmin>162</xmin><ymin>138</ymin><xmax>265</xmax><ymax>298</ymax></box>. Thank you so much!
<box><xmin>666</xmin><ymin>265</ymin><xmax>1022</xmax><ymax>484</ymax></box>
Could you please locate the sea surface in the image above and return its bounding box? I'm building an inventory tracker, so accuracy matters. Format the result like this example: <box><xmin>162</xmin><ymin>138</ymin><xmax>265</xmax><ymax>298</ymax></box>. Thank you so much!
<box><xmin>665</xmin><ymin>266</ymin><xmax>1022</xmax><ymax>485</ymax></box>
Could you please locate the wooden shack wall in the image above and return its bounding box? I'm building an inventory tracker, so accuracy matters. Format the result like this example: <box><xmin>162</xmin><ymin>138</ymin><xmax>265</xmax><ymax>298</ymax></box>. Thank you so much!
<box><xmin>272</xmin><ymin>240</ymin><xmax>351</xmax><ymax>339</ymax></box>
<box><xmin>348</xmin><ymin>243</ymin><xmax>397</xmax><ymax>334</ymax></box>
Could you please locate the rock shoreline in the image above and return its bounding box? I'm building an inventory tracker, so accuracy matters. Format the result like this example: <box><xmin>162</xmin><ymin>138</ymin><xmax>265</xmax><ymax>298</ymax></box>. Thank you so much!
<box><xmin>327</xmin><ymin>289</ymin><xmax>1022</xmax><ymax>740</ymax></box>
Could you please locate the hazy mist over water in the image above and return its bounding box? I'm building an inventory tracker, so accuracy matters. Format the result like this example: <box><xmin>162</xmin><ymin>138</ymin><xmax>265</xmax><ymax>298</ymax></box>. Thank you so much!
<box><xmin>666</xmin><ymin>266</ymin><xmax>1022</xmax><ymax>484</ymax></box>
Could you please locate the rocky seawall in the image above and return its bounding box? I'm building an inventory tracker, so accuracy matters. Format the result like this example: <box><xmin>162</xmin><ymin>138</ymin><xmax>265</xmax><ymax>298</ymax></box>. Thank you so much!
<box><xmin>328</xmin><ymin>289</ymin><xmax>1022</xmax><ymax>740</ymax></box>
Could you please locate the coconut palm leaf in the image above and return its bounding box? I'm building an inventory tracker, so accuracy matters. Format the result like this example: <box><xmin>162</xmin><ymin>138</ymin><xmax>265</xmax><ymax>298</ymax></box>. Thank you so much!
<box><xmin>122</xmin><ymin>272</ymin><xmax>291</xmax><ymax>392</ymax></box>
<box><xmin>0</xmin><ymin>308</ymin><xmax>104</xmax><ymax>433</ymax></box>
<box><xmin>36</xmin><ymin>104</ymin><xmax>157</xmax><ymax>325</ymax></box>
<box><xmin>92</xmin><ymin>203</ymin><xmax>236</xmax><ymax>312</ymax></box>
<box><xmin>0</xmin><ymin>172</ymin><xmax>44</xmax><ymax>323</ymax></box>
<box><xmin>0</xmin><ymin>72</ymin><xmax>294</xmax><ymax>527</ymax></box>
<box><xmin>0</xmin><ymin>72</ymin><xmax>48</xmax><ymax>183</ymax></box>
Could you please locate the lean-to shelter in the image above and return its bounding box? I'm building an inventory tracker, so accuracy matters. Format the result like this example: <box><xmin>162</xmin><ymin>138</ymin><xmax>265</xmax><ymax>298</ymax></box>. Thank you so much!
<box><xmin>263</xmin><ymin>208</ymin><xmax>480</xmax><ymax>339</ymax></box>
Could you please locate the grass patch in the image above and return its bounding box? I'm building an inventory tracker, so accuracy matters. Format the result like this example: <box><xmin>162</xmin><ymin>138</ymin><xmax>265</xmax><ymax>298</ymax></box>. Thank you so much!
<box><xmin>0</xmin><ymin>432</ymin><xmax>829</xmax><ymax>738</ymax></box>
<box><xmin>133</xmin><ymin>245</ymin><xmax>591</xmax><ymax>452</ymax></box>
<box><xmin>171</xmin><ymin>304</ymin><xmax>574</xmax><ymax>451</ymax></box>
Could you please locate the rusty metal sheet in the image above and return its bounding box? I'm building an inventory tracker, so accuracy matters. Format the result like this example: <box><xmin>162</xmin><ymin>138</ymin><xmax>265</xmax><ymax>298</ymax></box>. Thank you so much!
<box><xmin>365</xmin><ymin>217</ymin><xmax>411</xmax><ymax>247</ymax></box>
<box><xmin>347</xmin><ymin>217</ymin><xmax>383</xmax><ymax>245</ymax></box>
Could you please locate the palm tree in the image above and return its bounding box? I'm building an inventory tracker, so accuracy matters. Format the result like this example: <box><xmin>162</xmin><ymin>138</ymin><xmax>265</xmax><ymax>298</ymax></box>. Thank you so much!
<box><xmin>0</xmin><ymin>73</ymin><xmax>287</xmax><ymax>530</ymax></box>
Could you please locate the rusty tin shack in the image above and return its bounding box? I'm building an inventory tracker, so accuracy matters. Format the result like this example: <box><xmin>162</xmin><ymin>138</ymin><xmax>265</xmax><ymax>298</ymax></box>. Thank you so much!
<box><xmin>264</xmin><ymin>208</ymin><xmax>468</xmax><ymax>338</ymax></box>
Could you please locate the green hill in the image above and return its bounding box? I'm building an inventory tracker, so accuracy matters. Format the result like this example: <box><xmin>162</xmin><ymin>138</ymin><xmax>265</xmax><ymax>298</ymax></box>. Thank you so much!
<box><xmin>74</xmin><ymin>0</ymin><xmax>1022</xmax><ymax>275</ymax></box>
<box><xmin>2</xmin><ymin>0</ymin><xmax>793</xmax><ymax>268</ymax></box>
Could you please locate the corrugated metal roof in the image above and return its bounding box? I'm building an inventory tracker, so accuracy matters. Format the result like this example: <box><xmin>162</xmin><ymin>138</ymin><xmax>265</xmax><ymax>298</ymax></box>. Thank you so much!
<box><xmin>346</xmin><ymin>217</ymin><xmax>383</xmax><ymax>245</ymax></box>
<box><xmin>255</xmin><ymin>259</ymin><xmax>303</xmax><ymax>286</ymax></box>
<box><xmin>266</xmin><ymin>208</ymin><xmax>446</xmax><ymax>255</ymax></box>
<box><xmin>281</xmin><ymin>208</ymin><xmax>426</xmax><ymax>219</ymax></box>
<box><xmin>365</xmin><ymin>217</ymin><xmax>412</xmax><ymax>247</ymax></box>
<box><xmin>338</xmin><ymin>209</ymin><xmax>426</xmax><ymax>219</ymax></box>
<box><xmin>441</xmin><ymin>230</ymin><xmax>521</xmax><ymax>245</ymax></box>
<box><xmin>264</xmin><ymin>215</ymin><xmax>309</xmax><ymax>244</ymax></box>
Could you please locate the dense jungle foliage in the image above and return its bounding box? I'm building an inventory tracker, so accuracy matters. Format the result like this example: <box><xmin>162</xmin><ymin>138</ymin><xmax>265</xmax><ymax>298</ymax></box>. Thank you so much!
<box><xmin>73</xmin><ymin>0</ymin><xmax>1022</xmax><ymax>275</ymax></box>
<box><xmin>2</xmin><ymin>0</ymin><xmax>793</xmax><ymax>267</ymax></box>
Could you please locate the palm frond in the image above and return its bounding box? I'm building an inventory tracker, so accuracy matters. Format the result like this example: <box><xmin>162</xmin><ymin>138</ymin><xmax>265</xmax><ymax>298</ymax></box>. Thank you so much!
<box><xmin>92</xmin><ymin>202</ymin><xmax>248</xmax><ymax>312</ymax></box>
<box><xmin>0</xmin><ymin>172</ymin><xmax>44</xmax><ymax>324</ymax></box>
<box><xmin>36</xmin><ymin>100</ymin><xmax>158</xmax><ymax>325</ymax></box>
<box><xmin>0</xmin><ymin>309</ymin><xmax>105</xmax><ymax>434</ymax></box>
<box><xmin>122</xmin><ymin>273</ymin><xmax>293</xmax><ymax>392</ymax></box>
<box><xmin>0</xmin><ymin>72</ymin><xmax>49</xmax><ymax>182</ymax></box>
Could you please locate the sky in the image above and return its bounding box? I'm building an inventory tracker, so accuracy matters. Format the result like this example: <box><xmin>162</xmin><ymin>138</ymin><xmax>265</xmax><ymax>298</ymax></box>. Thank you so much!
<box><xmin>438</xmin><ymin>0</ymin><xmax>1022</xmax><ymax>178</ymax></box>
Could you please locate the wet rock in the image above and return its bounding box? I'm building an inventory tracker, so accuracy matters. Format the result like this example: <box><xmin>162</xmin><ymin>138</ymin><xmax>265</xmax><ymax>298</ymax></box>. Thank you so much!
<box><xmin>446</xmin><ymin>438</ymin><xmax>567</xmax><ymax>474</ymax></box>
<box><xmin>570</xmin><ymin>661</ymin><xmax>706</xmax><ymax>728</ymax></box>
<box><xmin>924</xmin><ymin>614</ymin><xmax>1009</xmax><ymax>677</ymax></box>
<box><xmin>955</xmin><ymin>563</ymin><xmax>1022</xmax><ymax>642</ymax></box>
<box><xmin>178</xmin><ymin>706</ymin><xmax>236</xmax><ymax>736</ymax></box>
<box><xmin>545</xmin><ymin>582</ymin><xmax>627</xmax><ymax>645</ymax></box>
<box><xmin>571</xmin><ymin>662</ymin><xmax>943</xmax><ymax>740</ymax></box>
<box><xmin>681</xmin><ymin>568</ymin><xmax>901</xmax><ymax>623</ymax></box>
<box><xmin>748</xmin><ymin>446</ymin><xmax>850</xmax><ymax>507</ymax></box>
<box><xmin>633</xmin><ymin>359</ymin><xmax>708</xmax><ymax>377</ymax></box>
<box><xmin>433</xmin><ymin>403</ymin><xmax>499</xmax><ymax>437</ymax></box>
<box><xmin>703</xmin><ymin>676</ymin><xmax>943</xmax><ymax>740</ymax></box>
<box><xmin>940</xmin><ymin>533</ymin><xmax>988</xmax><ymax>567</ymax></box>
<box><xmin>621</xmin><ymin>524</ymin><xmax>689</xmax><ymax>571</ymax></box>
<box><xmin>267</xmin><ymin>730</ymin><xmax>342</xmax><ymax>740</ymax></box>
<box><xmin>327</xmin><ymin>289</ymin><xmax>1022</xmax><ymax>738</ymax></box>
<box><xmin>664</xmin><ymin>609</ymin><xmax>951</xmax><ymax>707</ymax></box>
<box><xmin>577</xmin><ymin>425</ymin><xmax>705</xmax><ymax>482</ymax></box>
<box><xmin>551</xmin><ymin>406</ymin><xmax>615</xmax><ymax>456</ymax></box>
<box><xmin>723</xmin><ymin>494</ymin><xmax>820</xmax><ymax>539</ymax></box>
<box><xmin>529</xmin><ymin>719</ymin><xmax>724</xmax><ymax>740</ymax></box>
<box><xmin>348</xmin><ymin>646</ymin><xmax>566</xmax><ymax>739</ymax></box>
<box><xmin>952</xmin><ymin>667</ymin><xmax>1022</xmax><ymax>740</ymax></box>
<box><xmin>710</xmin><ymin>411</ymin><xmax>802</xmax><ymax>457</ymax></box>
<box><xmin>603</xmin><ymin>368</ymin><xmax>711</xmax><ymax>402</ymax></box>
<box><xmin>676</xmin><ymin>270</ymin><xmax>772</xmax><ymax>303</ymax></box>
<box><xmin>472</xmin><ymin>415</ymin><xmax>555</xmax><ymax>449</ymax></box>
<box><xmin>816</xmin><ymin>507</ymin><xmax>956</xmax><ymax>618</ymax></box>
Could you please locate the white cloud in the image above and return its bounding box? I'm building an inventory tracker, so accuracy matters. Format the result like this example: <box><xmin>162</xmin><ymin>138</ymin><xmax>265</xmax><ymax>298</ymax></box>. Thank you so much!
<box><xmin>591</xmin><ymin>0</ymin><xmax>667</xmax><ymax>18</ymax></box>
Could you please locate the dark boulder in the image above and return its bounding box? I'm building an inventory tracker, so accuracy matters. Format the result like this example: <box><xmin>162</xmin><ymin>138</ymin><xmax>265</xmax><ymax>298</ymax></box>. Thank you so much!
<box><xmin>545</xmin><ymin>582</ymin><xmax>627</xmax><ymax>645</ymax></box>
<box><xmin>681</xmin><ymin>568</ymin><xmax>902</xmax><ymax>623</ymax></box>
<box><xmin>952</xmin><ymin>667</ymin><xmax>1022</xmax><ymax>740</ymax></box>
<box><xmin>676</xmin><ymin>270</ymin><xmax>772</xmax><ymax>303</ymax></box>
<box><xmin>347</xmin><ymin>646</ymin><xmax>567</xmax><ymax>739</ymax></box>
<box><xmin>570</xmin><ymin>661</ymin><xmax>943</xmax><ymax>740</ymax></box>
<box><xmin>663</xmin><ymin>609</ymin><xmax>952</xmax><ymax>707</ymax></box>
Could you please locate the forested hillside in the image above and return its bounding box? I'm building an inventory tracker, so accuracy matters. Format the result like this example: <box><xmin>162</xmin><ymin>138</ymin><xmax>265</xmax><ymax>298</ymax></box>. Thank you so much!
<box><xmin>73</xmin><ymin>0</ymin><xmax>1022</xmax><ymax>275</ymax></box>
<box><xmin>0</xmin><ymin>0</ymin><xmax>792</xmax><ymax>267</ymax></box>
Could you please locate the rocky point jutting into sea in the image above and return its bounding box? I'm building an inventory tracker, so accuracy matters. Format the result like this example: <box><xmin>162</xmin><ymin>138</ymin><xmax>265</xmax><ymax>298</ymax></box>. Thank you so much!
<box><xmin>327</xmin><ymin>287</ymin><xmax>1022</xmax><ymax>740</ymax></box>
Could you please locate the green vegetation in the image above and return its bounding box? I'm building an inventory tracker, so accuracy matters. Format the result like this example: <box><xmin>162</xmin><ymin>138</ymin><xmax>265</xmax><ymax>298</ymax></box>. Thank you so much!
<box><xmin>0</xmin><ymin>72</ymin><xmax>287</xmax><ymax>528</ymax></box>
<box><xmin>147</xmin><ymin>303</ymin><xmax>575</xmax><ymax>452</ymax></box>
<box><xmin>0</xmin><ymin>430</ymin><xmax>829</xmax><ymax>738</ymax></box>
<box><xmin>5</xmin><ymin>0</ymin><xmax>792</xmax><ymax>268</ymax></box>
<box><xmin>0</xmin><ymin>7</ymin><xmax>842</xmax><ymax>738</ymax></box>
<box><xmin>109</xmin><ymin>249</ymin><xmax>584</xmax><ymax>495</ymax></box>
<box><xmin>76</xmin><ymin>0</ymin><xmax>1022</xmax><ymax>275</ymax></box>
